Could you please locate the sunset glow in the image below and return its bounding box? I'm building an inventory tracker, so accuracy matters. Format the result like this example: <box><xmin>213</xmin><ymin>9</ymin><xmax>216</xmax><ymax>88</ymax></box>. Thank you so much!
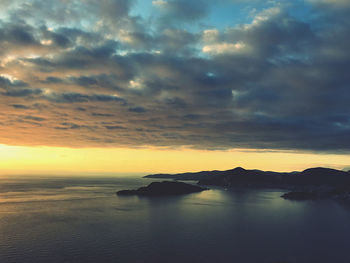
<box><xmin>1</xmin><ymin>0</ymin><xmax>350</xmax><ymax>175</ymax></box>
<box><xmin>0</xmin><ymin>144</ymin><xmax>349</xmax><ymax>175</ymax></box>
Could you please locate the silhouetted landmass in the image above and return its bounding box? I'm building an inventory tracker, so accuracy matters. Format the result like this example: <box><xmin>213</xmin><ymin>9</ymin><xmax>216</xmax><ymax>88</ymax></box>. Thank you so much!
<box><xmin>282</xmin><ymin>185</ymin><xmax>350</xmax><ymax>200</ymax></box>
<box><xmin>145</xmin><ymin>167</ymin><xmax>350</xmax><ymax>187</ymax></box>
<box><xmin>281</xmin><ymin>191</ymin><xmax>319</xmax><ymax>200</ymax></box>
<box><xmin>116</xmin><ymin>181</ymin><xmax>207</xmax><ymax>196</ymax></box>
<box><xmin>145</xmin><ymin>167</ymin><xmax>350</xmax><ymax>200</ymax></box>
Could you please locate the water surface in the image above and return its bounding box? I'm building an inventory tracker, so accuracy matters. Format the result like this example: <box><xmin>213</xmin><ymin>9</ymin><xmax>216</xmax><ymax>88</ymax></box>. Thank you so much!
<box><xmin>0</xmin><ymin>176</ymin><xmax>349</xmax><ymax>263</ymax></box>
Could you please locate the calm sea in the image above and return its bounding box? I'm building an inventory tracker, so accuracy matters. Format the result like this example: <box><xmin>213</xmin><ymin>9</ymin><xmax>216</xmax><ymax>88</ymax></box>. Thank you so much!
<box><xmin>0</xmin><ymin>176</ymin><xmax>349</xmax><ymax>263</ymax></box>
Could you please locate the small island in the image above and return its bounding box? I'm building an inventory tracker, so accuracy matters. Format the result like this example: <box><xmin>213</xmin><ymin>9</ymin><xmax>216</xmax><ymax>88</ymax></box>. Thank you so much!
<box><xmin>282</xmin><ymin>185</ymin><xmax>350</xmax><ymax>200</ymax></box>
<box><xmin>281</xmin><ymin>191</ymin><xmax>319</xmax><ymax>200</ymax></box>
<box><xmin>116</xmin><ymin>181</ymin><xmax>207</xmax><ymax>196</ymax></box>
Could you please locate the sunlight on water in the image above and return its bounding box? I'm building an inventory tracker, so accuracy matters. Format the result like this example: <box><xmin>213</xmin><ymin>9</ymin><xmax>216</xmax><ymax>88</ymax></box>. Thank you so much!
<box><xmin>0</xmin><ymin>176</ymin><xmax>350</xmax><ymax>263</ymax></box>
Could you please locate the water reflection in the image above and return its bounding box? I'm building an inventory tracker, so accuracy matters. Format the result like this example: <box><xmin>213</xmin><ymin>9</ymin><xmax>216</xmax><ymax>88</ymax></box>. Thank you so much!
<box><xmin>0</xmin><ymin>177</ymin><xmax>350</xmax><ymax>263</ymax></box>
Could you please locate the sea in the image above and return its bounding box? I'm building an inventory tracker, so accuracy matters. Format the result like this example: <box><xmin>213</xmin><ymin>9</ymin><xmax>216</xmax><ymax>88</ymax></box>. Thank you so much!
<box><xmin>0</xmin><ymin>175</ymin><xmax>350</xmax><ymax>263</ymax></box>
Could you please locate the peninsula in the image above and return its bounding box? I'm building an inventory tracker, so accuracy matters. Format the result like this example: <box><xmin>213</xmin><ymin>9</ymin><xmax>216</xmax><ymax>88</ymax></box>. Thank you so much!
<box><xmin>117</xmin><ymin>181</ymin><xmax>207</xmax><ymax>196</ymax></box>
<box><xmin>144</xmin><ymin>167</ymin><xmax>350</xmax><ymax>200</ymax></box>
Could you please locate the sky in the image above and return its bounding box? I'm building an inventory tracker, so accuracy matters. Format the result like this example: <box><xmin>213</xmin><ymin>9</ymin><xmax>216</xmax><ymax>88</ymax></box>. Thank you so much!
<box><xmin>0</xmin><ymin>0</ymin><xmax>350</xmax><ymax>175</ymax></box>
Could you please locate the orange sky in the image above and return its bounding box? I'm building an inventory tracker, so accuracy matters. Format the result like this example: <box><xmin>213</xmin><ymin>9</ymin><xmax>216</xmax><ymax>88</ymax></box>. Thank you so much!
<box><xmin>0</xmin><ymin>144</ymin><xmax>349</xmax><ymax>176</ymax></box>
<box><xmin>1</xmin><ymin>1</ymin><xmax>350</xmax><ymax>177</ymax></box>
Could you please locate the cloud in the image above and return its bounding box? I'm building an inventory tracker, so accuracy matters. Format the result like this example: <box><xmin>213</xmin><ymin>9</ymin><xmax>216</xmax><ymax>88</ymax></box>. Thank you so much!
<box><xmin>202</xmin><ymin>42</ymin><xmax>247</xmax><ymax>55</ymax></box>
<box><xmin>0</xmin><ymin>75</ymin><xmax>28</xmax><ymax>87</ymax></box>
<box><xmin>128</xmin><ymin>107</ymin><xmax>148</xmax><ymax>113</ymax></box>
<box><xmin>152</xmin><ymin>0</ymin><xmax>167</xmax><ymax>6</ymax></box>
<box><xmin>104</xmin><ymin>125</ymin><xmax>126</xmax><ymax>130</ymax></box>
<box><xmin>2</xmin><ymin>88</ymin><xmax>42</xmax><ymax>97</ymax></box>
<box><xmin>12</xmin><ymin>104</ymin><xmax>30</xmax><ymax>109</ymax></box>
<box><xmin>91</xmin><ymin>112</ymin><xmax>115</xmax><ymax>117</ymax></box>
<box><xmin>0</xmin><ymin>0</ymin><xmax>349</xmax><ymax>152</ymax></box>
<box><xmin>308</xmin><ymin>0</ymin><xmax>350</xmax><ymax>7</ymax></box>
<box><xmin>6</xmin><ymin>0</ymin><xmax>135</xmax><ymax>27</ymax></box>
<box><xmin>154</xmin><ymin>0</ymin><xmax>209</xmax><ymax>24</ymax></box>
<box><xmin>43</xmin><ymin>91</ymin><xmax>126</xmax><ymax>104</ymax></box>
<box><xmin>24</xmin><ymin>115</ymin><xmax>46</xmax><ymax>122</ymax></box>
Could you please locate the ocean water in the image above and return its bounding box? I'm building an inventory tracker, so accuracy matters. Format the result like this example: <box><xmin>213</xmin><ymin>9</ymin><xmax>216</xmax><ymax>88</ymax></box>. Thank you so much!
<box><xmin>0</xmin><ymin>176</ymin><xmax>350</xmax><ymax>263</ymax></box>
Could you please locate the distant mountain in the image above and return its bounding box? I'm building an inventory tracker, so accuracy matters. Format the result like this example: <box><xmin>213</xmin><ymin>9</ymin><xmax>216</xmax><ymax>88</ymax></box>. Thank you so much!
<box><xmin>144</xmin><ymin>169</ymin><xmax>233</xmax><ymax>181</ymax></box>
<box><xmin>145</xmin><ymin>167</ymin><xmax>350</xmax><ymax>188</ymax></box>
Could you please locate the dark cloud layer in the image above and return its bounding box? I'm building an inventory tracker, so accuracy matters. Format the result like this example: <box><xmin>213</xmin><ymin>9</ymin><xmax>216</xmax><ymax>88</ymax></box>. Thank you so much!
<box><xmin>0</xmin><ymin>1</ymin><xmax>349</xmax><ymax>152</ymax></box>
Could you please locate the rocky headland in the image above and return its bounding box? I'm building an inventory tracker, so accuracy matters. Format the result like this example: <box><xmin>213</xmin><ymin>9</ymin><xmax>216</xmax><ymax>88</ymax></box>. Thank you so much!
<box><xmin>117</xmin><ymin>181</ymin><xmax>207</xmax><ymax>196</ymax></box>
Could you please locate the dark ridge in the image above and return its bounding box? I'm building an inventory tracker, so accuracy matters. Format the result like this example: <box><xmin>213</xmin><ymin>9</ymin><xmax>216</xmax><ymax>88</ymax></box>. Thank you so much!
<box><xmin>281</xmin><ymin>191</ymin><xmax>319</xmax><ymax>200</ymax></box>
<box><xmin>145</xmin><ymin>167</ymin><xmax>350</xmax><ymax>188</ymax></box>
<box><xmin>301</xmin><ymin>167</ymin><xmax>347</xmax><ymax>176</ymax></box>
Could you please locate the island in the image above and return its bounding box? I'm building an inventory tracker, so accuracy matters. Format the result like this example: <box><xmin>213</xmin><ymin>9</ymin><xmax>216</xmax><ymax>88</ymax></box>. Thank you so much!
<box><xmin>116</xmin><ymin>181</ymin><xmax>207</xmax><ymax>196</ymax></box>
<box><xmin>281</xmin><ymin>191</ymin><xmax>319</xmax><ymax>200</ymax></box>
<box><xmin>144</xmin><ymin>167</ymin><xmax>350</xmax><ymax>201</ymax></box>
<box><xmin>281</xmin><ymin>185</ymin><xmax>350</xmax><ymax>200</ymax></box>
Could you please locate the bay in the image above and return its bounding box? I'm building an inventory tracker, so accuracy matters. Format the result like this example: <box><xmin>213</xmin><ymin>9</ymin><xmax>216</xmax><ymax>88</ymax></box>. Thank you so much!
<box><xmin>0</xmin><ymin>176</ymin><xmax>349</xmax><ymax>263</ymax></box>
